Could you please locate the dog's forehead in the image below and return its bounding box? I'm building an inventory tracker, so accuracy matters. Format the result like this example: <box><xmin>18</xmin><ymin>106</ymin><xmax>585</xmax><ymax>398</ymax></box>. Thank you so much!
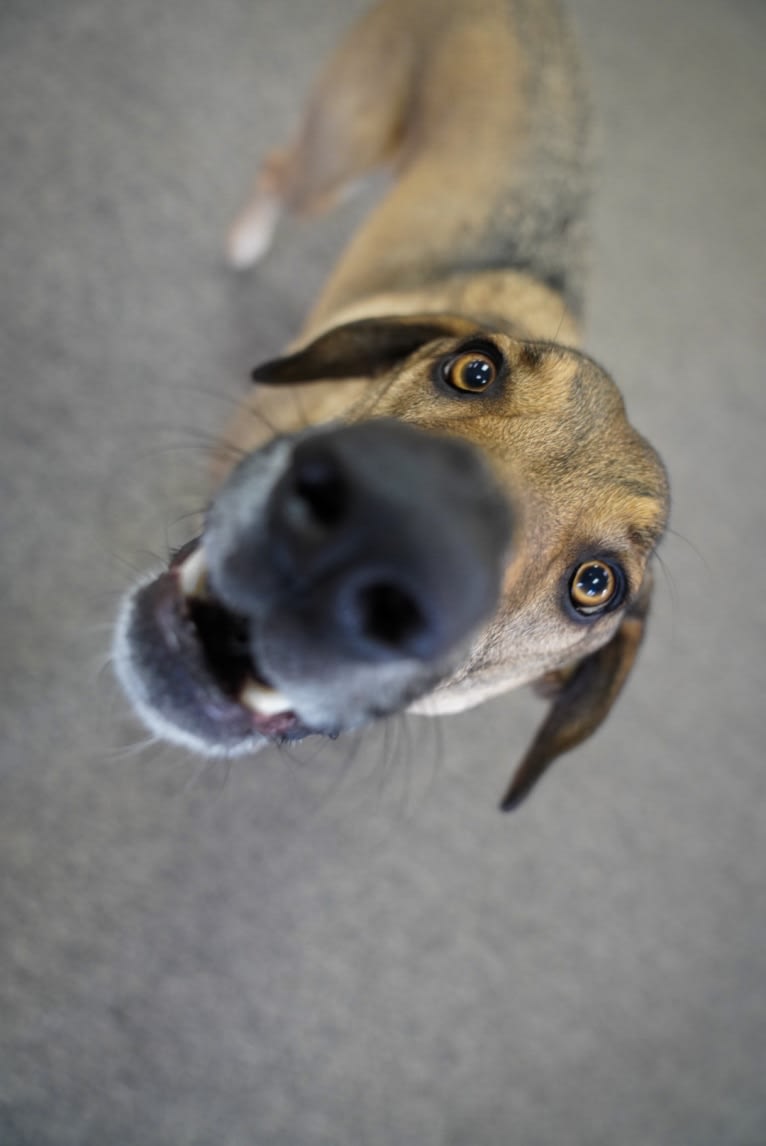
<box><xmin>492</xmin><ymin>335</ymin><xmax>626</xmax><ymax>418</ymax></box>
<box><xmin>384</xmin><ymin>331</ymin><xmax>623</xmax><ymax>423</ymax></box>
<box><xmin>386</xmin><ymin>334</ymin><xmax>652</xmax><ymax>469</ymax></box>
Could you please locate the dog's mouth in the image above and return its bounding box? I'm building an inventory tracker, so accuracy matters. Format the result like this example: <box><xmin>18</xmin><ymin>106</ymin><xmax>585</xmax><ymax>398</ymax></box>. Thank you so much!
<box><xmin>118</xmin><ymin>538</ymin><xmax>308</xmax><ymax>748</ymax></box>
<box><xmin>174</xmin><ymin>540</ymin><xmax>300</xmax><ymax>731</ymax></box>
<box><xmin>114</xmin><ymin>419</ymin><xmax>517</xmax><ymax>755</ymax></box>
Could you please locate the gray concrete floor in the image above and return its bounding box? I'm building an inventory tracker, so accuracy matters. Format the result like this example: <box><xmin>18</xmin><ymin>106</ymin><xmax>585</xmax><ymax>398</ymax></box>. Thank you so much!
<box><xmin>1</xmin><ymin>1</ymin><xmax>764</xmax><ymax>1143</ymax></box>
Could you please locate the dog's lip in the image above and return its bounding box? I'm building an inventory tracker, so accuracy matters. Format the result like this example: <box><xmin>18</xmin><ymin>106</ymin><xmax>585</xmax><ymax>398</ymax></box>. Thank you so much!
<box><xmin>159</xmin><ymin>539</ymin><xmax>299</xmax><ymax>734</ymax></box>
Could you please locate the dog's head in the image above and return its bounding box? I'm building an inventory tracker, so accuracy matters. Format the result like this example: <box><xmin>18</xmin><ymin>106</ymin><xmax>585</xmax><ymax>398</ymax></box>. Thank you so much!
<box><xmin>114</xmin><ymin>315</ymin><xmax>668</xmax><ymax>808</ymax></box>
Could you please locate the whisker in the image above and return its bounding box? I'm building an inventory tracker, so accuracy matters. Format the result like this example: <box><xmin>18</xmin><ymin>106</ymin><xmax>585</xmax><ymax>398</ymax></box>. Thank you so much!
<box><xmin>377</xmin><ymin>713</ymin><xmax>405</xmax><ymax>815</ymax></box>
<box><xmin>312</xmin><ymin>728</ymin><xmax>367</xmax><ymax>813</ymax></box>
<box><xmin>210</xmin><ymin>440</ymin><xmax>250</xmax><ymax>466</ymax></box>
<box><xmin>174</xmin><ymin>383</ymin><xmax>251</xmax><ymax>410</ymax></box>
<box><xmin>89</xmin><ymin>648</ymin><xmax>120</xmax><ymax>683</ymax></box>
<box><xmin>105</xmin><ymin>731</ymin><xmax>164</xmax><ymax>762</ymax></box>
<box><xmin>427</xmin><ymin>711</ymin><xmax>446</xmax><ymax>803</ymax></box>
<box><xmin>185</xmin><ymin>754</ymin><xmax>234</xmax><ymax>793</ymax></box>
<box><xmin>550</xmin><ymin>299</ymin><xmax>569</xmax><ymax>345</ymax></box>
<box><xmin>124</xmin><ymin>439</ymin><xmax>230</xmax><ymax>464</ymax></box>
<box><xmin>663</xmin><ymin>526</ymin><xmax>708</xmax><ymax>576</ymax></box>
<box><xmin>401</xmin><ymin>714</ymin><xmax>424</xmax><ymax>819</ymax></box>
<box><xmin>243</xmin><ymin>399</ymin><xmax>285</xmax><ymax>438</ymax></box>
<box><xmin>279</xmin><ymin>730</ymin><xmax>331</xmax><ymax>771</ymax></box>
<box><xmin>82</xmin><ymin>616</ymin><xmax>124</xmax><ymax>638</ymax></box>
<box><xmin>101</xmin><ymin>550</ymin><xmax>153</xmax><ymax>579</ymax></box>
<box><xmin>394</xmin><ymin>713</ymin><xmax>415</xmax><ymax>817</ymax></box>
<box><xmin>290</xmin><ymin>386</ymin><xmax>312</xmax><ymax>432</ymax></box>
<box><xmin>133</xmin><ymin>548</ymin><xmax>168</xmax><ymax>568</ymax></box>
<box><xmin>165</xmin><ymin>506</ymin><xmax>207</xmax><ymax>533</ymax></box>
<box><xmin>163</xmin><ymin>508</ymin><xmax>207</xmax><ymax>560</ymax></box>
<box><xmin>653</xmin><ymin>548</ymin><xmax>679</xmax><ymax>617</ymax></box>
<box><xmin>108</xmin><ymin>421</ymin><xmax>246</xmax><ymax>466</ymax></box>
<box><xmin>375</xmin><ymin>711</ymin><xmax>399</xmax><ymax>801</ymax></box>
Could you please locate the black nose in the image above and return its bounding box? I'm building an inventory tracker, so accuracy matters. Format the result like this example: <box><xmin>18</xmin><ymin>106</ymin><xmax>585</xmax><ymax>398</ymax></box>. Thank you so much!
<box><xmin>264</xmin><ymin>420</ymin><xmax>512</xmax><ymax>662</ymax></box>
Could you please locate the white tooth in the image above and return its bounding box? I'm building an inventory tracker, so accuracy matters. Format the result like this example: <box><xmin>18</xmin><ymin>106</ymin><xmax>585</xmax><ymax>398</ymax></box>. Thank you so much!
<box><xmin>177</xmin><ymin>544</ymin><xmax>208</xmax><ymax>598</ymax></box>
<box><xmin>240</xmin><ymin>678</ymin><xmax>292</xmax><ymax>717</ymax></box>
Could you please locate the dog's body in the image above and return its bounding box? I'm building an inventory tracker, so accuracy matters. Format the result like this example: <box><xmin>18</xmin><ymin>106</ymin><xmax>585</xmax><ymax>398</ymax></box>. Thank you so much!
<box><xmin>114</xmin><ymin>0</ymin><xmax>668</xmax><ymax>808</ymax></box>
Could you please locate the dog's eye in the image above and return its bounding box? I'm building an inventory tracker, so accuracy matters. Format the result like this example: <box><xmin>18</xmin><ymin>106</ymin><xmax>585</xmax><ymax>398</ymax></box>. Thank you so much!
<box><xmin>569</xmin><ymin>560</ymin><xmax>623</xmax><ymax>615</ymax></box>
<box><xmin>444</xmin><ymin>351</ymin><xmax>498</xmax><ymax>393</ymax></box>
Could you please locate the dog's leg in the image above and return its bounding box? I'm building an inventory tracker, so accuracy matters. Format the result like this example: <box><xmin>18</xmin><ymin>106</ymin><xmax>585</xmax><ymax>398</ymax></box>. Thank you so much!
<box><xmin>227</xmin><ymin>0</ymin><xmax>418</xmax><ymax>269</ymax></box>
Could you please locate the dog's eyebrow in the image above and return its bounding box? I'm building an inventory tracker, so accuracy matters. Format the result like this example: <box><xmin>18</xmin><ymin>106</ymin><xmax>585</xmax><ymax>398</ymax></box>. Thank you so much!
<box><xmin>617</xmin><ymin>478</ymin><xmax>663</xmax><ymax>499</ymax></box>
<box><xmin>518</xmin><ymin>343</ymin><xmax>544</xmax><ymax>369</ymax></box>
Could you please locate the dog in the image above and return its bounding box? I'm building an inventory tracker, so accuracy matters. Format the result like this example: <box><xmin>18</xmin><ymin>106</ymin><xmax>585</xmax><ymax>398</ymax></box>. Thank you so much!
<box><xmin>114</xmin><ymin>0</ymin><xmax>669</xmax><ymax>810</ymax></box>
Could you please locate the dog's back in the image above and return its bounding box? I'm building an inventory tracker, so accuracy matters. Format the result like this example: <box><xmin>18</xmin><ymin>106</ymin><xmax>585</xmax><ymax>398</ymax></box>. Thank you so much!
<box><xmin>231</xmin><ymin>0</ymin><xmax>590</xmax><ymax>334</ymax></box>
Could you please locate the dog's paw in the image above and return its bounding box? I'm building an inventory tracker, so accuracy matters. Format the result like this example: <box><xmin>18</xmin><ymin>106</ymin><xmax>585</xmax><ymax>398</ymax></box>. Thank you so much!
<box><xmin>226</xmin><ymin>193</ymin><xmax>283</xmax><ymax>269</ymax></box>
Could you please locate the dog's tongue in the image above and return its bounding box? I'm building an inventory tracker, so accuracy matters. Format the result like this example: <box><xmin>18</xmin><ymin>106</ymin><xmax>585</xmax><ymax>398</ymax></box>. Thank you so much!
<box><xmin>244</xmin><ymin>707</ymin><xmax>298</xmax><ymax>736</ymax></box>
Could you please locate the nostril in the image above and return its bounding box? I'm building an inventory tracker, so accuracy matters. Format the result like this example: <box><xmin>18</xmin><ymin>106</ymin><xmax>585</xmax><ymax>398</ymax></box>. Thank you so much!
<box><xmin>292</xmin><ymin>453</ymin><xmax>347</xmax><ymax>528</ymax></box>
<box><xmin>356</xmin><ymin>582</ymin><xmax>426</xmax><ymax>653</ymax></box>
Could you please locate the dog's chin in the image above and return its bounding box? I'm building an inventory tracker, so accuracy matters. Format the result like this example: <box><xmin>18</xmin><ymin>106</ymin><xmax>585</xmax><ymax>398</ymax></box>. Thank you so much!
<box><xmin>112</xmin><ymin>541</ymin><xmax>323</xmax><ymax>757</ymax></box>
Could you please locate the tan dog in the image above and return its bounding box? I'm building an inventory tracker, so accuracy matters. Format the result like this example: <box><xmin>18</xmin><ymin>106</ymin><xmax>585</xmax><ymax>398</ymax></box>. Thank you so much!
<box><xmin>114</xmin><ymin>0</ymin><xmax>669</xmax><ymax>809</ymax></box>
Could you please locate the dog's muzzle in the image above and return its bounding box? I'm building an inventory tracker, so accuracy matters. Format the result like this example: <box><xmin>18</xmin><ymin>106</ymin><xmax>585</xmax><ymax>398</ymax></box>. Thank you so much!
<box><xmin>113</xmin><ymin>419</ymin><xmax>513</xmax><ymax>754</ymax></box>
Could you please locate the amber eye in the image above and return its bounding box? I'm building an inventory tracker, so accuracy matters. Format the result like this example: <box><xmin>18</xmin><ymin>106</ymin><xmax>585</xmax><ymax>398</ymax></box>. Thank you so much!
<box><xmin>444</xmin><ymin>351</ymin><xmax>498</xmax><ymax>393</ymax></box>
<box><xmin>569</xmin><ymin>560</ymin><xmax>622</xmax><ymax>615</ymax></box>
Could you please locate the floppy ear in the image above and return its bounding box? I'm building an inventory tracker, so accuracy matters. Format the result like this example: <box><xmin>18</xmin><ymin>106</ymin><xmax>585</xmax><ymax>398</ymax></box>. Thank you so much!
<box><xmin>500</xmin><ymin>571</ymin><xmax>654</xmax><ymax>811</ymax></box>
<box><xmin>252</xmin><ymin>314</ymin><xmax>482</xmax><ymax>384</ymax></box>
